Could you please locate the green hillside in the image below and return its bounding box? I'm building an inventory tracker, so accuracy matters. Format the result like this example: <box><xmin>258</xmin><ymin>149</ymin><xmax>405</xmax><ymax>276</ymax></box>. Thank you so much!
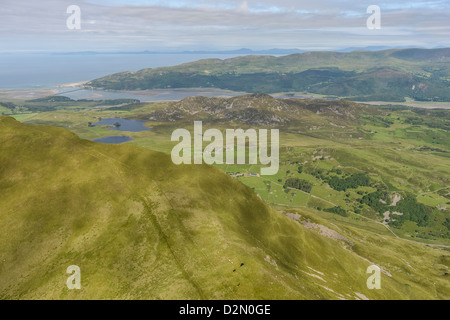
<box><xmin>86</xmin><ymin>48</ymin><xmax>450</xmax><ymax>102</ymax></box>
<box><xmin>0</xmin><ymin>115</ymin><xmax>449</xmax><ymax>299</ymax></box>
<box><xmin>5</xmin><ymin>94</ymin><xmax>450</xmax><ymax>244</ymax></box>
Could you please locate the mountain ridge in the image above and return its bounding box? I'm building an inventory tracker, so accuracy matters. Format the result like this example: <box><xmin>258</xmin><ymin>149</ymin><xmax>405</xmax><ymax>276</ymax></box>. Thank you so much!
<box><xmin>86</xmin><ymin>48</ymin><xmax>450</xmax><ymax>102</ymax></box>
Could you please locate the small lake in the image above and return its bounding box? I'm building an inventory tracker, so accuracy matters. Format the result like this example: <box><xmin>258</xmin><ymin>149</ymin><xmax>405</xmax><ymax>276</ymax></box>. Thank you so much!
<box><xmin>92</xmin><ymin>136</ymin><xmax>133</xmax><ymax>144</ymax></box>
<box><xmin>92</xmin><ymin>118</ymin><xmax>150</xmax><ymax>132</ymax></box>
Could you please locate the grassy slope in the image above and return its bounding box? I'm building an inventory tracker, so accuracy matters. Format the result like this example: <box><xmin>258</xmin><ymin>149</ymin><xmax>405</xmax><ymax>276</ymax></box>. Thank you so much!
<box><xmin>0</xmin><ymin>116</ymin><xmax>449</xmax><ymax>299</ymax></box>
<box><xmin>13</xmin><ymin>97</ymin><xmax>450</xmax><ymax>243</ymax></box>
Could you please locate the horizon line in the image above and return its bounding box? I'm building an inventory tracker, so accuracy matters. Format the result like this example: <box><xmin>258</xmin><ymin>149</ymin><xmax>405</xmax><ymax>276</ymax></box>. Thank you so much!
<box><xmin>2</xmin><ymin>46</ymin><xmax>449</xmax><ymax>55</ymax></box>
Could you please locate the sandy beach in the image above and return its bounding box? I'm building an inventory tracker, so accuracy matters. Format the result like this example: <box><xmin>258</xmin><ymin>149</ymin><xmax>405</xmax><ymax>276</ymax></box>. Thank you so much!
<box><xmin>57</xmin><ymin>81</ymin><xmax>89</xmax><ymax>88</ymax></box>
<box><xmin>0</xmin><ymin>89</ymin><xmax>58</xmax><ymax>100</ymax></box>
<box><xmin>359</xmin><ymin>100</ymin><xmax>450</xmax><ymax>110</ymax></box>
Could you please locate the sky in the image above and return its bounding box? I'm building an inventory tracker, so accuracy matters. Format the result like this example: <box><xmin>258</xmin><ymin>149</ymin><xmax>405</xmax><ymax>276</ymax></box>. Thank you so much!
<box><xmin>0</xmin><ymin>0</ymin><xmax>449</xmax><ymax>52</ymax></box>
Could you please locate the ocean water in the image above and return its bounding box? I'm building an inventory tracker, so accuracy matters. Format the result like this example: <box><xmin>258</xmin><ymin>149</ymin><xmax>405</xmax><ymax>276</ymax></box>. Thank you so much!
<box><xmin>0</xmin><ymin>53</ymin><xmax>246</xmax><ymax>89</ymax></box>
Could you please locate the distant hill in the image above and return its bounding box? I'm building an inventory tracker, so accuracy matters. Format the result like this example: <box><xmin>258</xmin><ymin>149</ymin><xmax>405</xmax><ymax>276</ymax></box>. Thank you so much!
<box><xmin>86</xmin><ymin>48</ymin><xmax>450</xmax><ymax>102</ymax></box>
<box><xmin>338</xmin><ymin>46</ymin><xmax>402</xmax><ymax>52</ymax></box>
<box><xmin>1</xmin><ymin>115</ymin><xmax>449</xmax><ymax>299</ymax></box>
<box><xmin>140</xmin><ymin>93</ymin><xmax>382</xmax><ymax>126</ymax></box>
<box><xmin>56</xmin><ymin>48</ymin><xmax>305</xmax><ymax>55</ymax></box>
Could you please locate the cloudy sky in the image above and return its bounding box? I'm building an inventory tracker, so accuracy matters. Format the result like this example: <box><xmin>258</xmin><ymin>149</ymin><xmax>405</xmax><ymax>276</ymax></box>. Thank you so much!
<box><xmin>0</xmin><ymin>0</ymin><xmax>449</xmax><ymax>52</ymax></box>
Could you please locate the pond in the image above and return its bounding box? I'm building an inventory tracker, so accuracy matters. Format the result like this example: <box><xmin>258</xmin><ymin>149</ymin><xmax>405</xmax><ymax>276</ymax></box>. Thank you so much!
<box><xmin>92</xmin><ymin>117</ymin><xmax>150</xmax><ymax>132</ymax></box>
<box><xmin>91</xmin><ymin>118</ymin><xmax>149</xmax><ymax>144</ymax></box>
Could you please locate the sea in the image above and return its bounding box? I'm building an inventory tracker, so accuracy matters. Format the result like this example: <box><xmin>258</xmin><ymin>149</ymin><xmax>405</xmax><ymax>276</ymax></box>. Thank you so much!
<box><xmin>0</xmin><ymin>53</ymin><xmax>246</xmax><ymax>90</ymax></box>
<box><xmin>0</xmin><ymin>52</ymin><xmax>309</xmax><ymax>102</ymax></box>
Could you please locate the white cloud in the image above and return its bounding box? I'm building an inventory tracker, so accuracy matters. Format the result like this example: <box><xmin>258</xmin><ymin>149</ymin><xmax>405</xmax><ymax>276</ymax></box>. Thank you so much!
<box><xmin>0</xmin><ymin>0</ymin><xmax>448</xmax><ymax>51</ymax></box>
<box><xmin>237</xmin><ymin>1</ymin><xmax>249</xmax><ymax>13</ymax></box>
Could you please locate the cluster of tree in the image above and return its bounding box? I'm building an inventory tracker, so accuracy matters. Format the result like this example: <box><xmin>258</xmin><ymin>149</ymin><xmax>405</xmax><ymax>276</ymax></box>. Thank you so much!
<box><xmin>22</xmin><ymin>105</ymin><xmax>57</xmax><ymax>113</ymax></box>
<box><xmin>444</xmin><ymin>218</ymin><xmax>450</xmax><ymax>231</ymax></box>
<box><xmin>284</xmin><ymin>178</ymin><xmax>313</xmax><ymax>193</ymax></box>
<box><xmin>329</xmin><ymin>168</ymin><xmax>343</xmax><ymax>175</ymax></box>
<box><xmin>310</xmin><ymin>169</ymin><xmax>327</xmax><ymax>180</ymax></box>
<box><xmin>359</xmin><ymin>190</ymin><xmax>433</xmax><ymax>229</ymax></box>
<box><xmin>360</xmin><ymin>190</ymin><xmax>389</xmax><ymax>213</ymax></box>
<box><xmin>410</xmin><ymin>77</ymin><xmax>450</xmax><ymax>102</ymax></box>
<box><xmin>0</xmin><ymin>102</ymin><xmax>16</xmax><ymax>111</ymax></box>
<box><xmin>390</xmin><ymin>195</ymin><xmax>430</xmax><ymax>227</ymax></box>
<box><xmin>327</xmin><ymin>173</ymin><xmax>371</xmax><ymax>191</ymax></box>
<box><xmin>324</xmin><ymin>206</ymin><xmax>347</xmax><ymax>217</ymax></box>
<box><xmin>29</xmin><ymin>96</ymin><xmax>75</xmax><ymax>103</ymax></box>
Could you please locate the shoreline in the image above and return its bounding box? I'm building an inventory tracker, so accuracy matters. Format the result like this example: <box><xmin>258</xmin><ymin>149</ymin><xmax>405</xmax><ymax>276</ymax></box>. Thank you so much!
<box><xmin>359</xmin><ymin>100</ymin><xmax>450</xmax><ymax>110</ymax></box>
<box><xmin>0</xmin><ymin>88</ymin><xmax>59</xmax><ymax>100</ymax></box>
<box><xmin>57</xmin><ymin>81</ymin><xmax>89</xmax><ymax>88</ymax></box>
<box><xmin>1</xmin><ymin>86</ymin><xmax>449</xmax><ymax>109</ymax></box>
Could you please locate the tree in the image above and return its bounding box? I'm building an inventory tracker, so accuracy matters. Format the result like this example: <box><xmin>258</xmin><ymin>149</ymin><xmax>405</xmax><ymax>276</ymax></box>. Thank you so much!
<box><xmin>284</xmin><ymin>178</ymin><xmax>313</xmax><ymax>193</ymax></box>
<box><xmin>324</xmin><ymin>206</ymin><xmax>347</xmax><ymax>217</ymax></box>
<box><xmin>328</xmin><ymin>173</ymin><xmax>370</xmax><ymax>191</ymax></box>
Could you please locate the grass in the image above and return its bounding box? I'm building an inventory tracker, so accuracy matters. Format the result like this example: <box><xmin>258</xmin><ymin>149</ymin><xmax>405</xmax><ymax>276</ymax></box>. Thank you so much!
<box><xmin>1</xmin><ymin>116</ymin><xmax>449</xmax><ymax>300</ymax></box>
<box><xmin>8</xmin><ymin>98</ymin><xmax>449</xmax><ymax>244</ymax></box>
<box><xmin>1</xmin><ymin>93</ymin><xmax>449</xmax><ymax>299</ymax></box>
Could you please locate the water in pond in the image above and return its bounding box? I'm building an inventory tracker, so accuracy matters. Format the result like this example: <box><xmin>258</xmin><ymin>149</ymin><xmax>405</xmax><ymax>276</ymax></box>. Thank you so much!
<box><xmin>92</xmin><ymin>118</ymin><xmax>150</xmax><ymax>132</ymax></box>
<box><xmin>92</xmin><ymin>136</ymin><xmax>133</xmax><ymax>144</ymax></box>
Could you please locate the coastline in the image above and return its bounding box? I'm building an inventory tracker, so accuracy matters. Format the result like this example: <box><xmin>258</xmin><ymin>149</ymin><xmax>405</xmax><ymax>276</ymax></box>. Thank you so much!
<box><xmin>0</xmin><ymin>88</ymin><xmax>59</xmax><ymax>100</ymax></box>
<box><xmin>57</xmin><ymin>81</ymin><xmax>89</xmax><ymax>88</ymax></box>
<box><xmin>359</xmin><ymin>100</ymin><xmax>450</xmax><ymax>110</ymax></box>
<box><xmin>1</xmin><ymin>85</ymin><xmax>449</xmax><ymax>110</ymax></box>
